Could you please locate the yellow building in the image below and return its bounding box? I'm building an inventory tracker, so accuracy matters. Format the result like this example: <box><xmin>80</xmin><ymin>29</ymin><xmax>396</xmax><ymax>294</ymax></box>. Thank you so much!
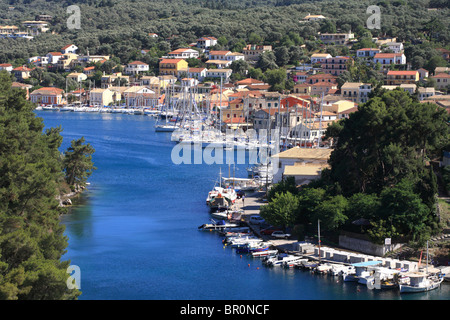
<box><xmin>89</xmin><ymin>88</ymin><xmax>120</xmax><ymax>107</ymax></box>
<box><xmin>159</xmin><ymin>58</ymin><xmax>188</xmax><ymax>76</ymax></box>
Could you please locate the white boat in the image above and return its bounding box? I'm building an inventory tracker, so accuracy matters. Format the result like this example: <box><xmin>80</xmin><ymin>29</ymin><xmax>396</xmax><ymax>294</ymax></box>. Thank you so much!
<box><xmin>264</xmin><ymin>253</ymin><xmax>303</xmax><ymax>267</ymax></box>
<box><xmin>198</xmin><ymin>219</ymin><xmax>239</xmax><ymax>231</ymax></box>
<box><xmin>155</xmin><ymin>123</ymin><xmax>179</xmax><ymax>132</ymax></box>
<box><xmin>315</xmin><ymin>263</ymin><xmax>334</xmax><ymax>274</ymax></box>
<box><xmin>284</xmin><ymin>258</ymin><xmax>309</xmax><ymax>269</ymax></box>
<box><xmin>229</xmin><ymin>237</ymin><xmax>263</xmax><ymax>248</ymax></box>
<box><xmin>399</xmin><ymin>272</ymin><xmax>444</xmax><ymax>293</ymax></box>
<box><xmin>59</xmin><ymin>105</ymin><xmax>74</xmax><ymax>112</ymax></box>
<box><xmin>330</xmin><ymin>264</ymin><xmax>355</xmax><ymax>277</ymax></box>
<box><xmin>210</xmin><ymin>209</ymin><xmax>242</xmax><ymax>221</ymax></box>
<box><xmin>42</xmin><ymin>105</ymin><xmax>58</xmax><ymax>111</ymax></box>
<box><xmin>343</xmin><ymin>261</ymin><xmax>382</xmax><ymax>282</ymax></box>
<box><xmin>252</xmin><ymin>249</ymin><xmax>278</xmax><ymax>258</ymax></box>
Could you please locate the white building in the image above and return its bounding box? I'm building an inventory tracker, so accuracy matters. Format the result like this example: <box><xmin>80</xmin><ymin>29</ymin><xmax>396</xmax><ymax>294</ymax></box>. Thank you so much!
<box><xmin>385</xmin><ymin>42</ymin><xmax>404</xmax><ymax>53</ymax></box>
<box><xmin>196</xmin><ymin>36</ymin><xmax>217</xmax><ymax>51</ymax></box>
<box><xmin>61</xmin><ymin>44</ymin><xmax>78</xmax><ymax>54</ymax></box>
<box><xmin>125</xmin><ymin>61</ymin><xmax>149</xmax><ymax>75</ymax></box>
<box><xmin>167</xmin><ymin>48</ymin><xmax>199</xmax><ymax>59</ymax></box>
<box><xmin>310</xmin><ymin>53</ymin><xmax>332</xmax><ymax>64</ymax></box>
<box><xmin>271</xmin><ymin>147</ymin><xmax>332</xmax><ymax>184</ymax></box>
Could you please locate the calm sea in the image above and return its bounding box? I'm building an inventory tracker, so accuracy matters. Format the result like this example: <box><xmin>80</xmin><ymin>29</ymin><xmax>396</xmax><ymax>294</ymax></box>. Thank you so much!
<box><xmin>36</xmin><ymin>111</ymin><xmax>449</xmax><ymax>302</ymax></box>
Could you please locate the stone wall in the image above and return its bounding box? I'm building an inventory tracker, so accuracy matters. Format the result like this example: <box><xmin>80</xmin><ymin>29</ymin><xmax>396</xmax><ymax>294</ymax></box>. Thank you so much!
<box><xmin>338</xmin><ymin>234</ymin><xmax>403</xmax><ymax>256</ymax></box>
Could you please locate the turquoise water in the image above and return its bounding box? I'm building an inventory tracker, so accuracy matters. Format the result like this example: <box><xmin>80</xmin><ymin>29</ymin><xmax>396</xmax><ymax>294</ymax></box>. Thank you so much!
<box><xmin>37</xmin><ymin>111</ymin><xmax>449</xmax><ymax>301</ymax></box>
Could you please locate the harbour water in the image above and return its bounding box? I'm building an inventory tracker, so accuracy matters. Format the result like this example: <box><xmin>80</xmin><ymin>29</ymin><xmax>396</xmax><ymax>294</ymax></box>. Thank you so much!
<box><xmin>36</xmin><ymin>111</ymin><xmax>449</xmax><ymax>301</ymax></box>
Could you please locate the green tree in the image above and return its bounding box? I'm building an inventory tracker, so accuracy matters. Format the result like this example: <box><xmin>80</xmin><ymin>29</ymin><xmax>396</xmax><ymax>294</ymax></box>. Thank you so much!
<box><xmin>0</xmin><ymin>70</ymin><xmax>80</xmax><ymax>300</ymax></box>
<box><xmin>313</xmin><ymin>195</ymin><xmax>349</xmax><ymax>231</ymax></box>
<box><xmin>62</xmin><ymin>137</ymin><xmax>96</xmax><ymax>190</ymax></box>
<box><xmin>260</xmin><ymin>191</ymin><xmax>299</xmax><ymax>231</ymax></box>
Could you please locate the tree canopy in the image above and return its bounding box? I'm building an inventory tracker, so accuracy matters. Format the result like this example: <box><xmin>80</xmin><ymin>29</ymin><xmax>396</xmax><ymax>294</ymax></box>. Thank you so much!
<box><xmin>0</xmin><ymin>70</ymin><xmax>88</xmax><ymax>299</ymax></box>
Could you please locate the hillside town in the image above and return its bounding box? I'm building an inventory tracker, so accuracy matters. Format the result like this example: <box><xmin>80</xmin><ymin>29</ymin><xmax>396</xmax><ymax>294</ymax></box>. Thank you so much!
<box><xmin>0</xmin><ymin>0</ymin><xmax>449</xmax><ymax>301</ymax></box>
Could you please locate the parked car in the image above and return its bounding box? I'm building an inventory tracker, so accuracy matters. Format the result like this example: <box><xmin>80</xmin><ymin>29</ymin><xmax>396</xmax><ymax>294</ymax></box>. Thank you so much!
<box><xmin>249</xmin><ymin>215</ymin><xmax>265</xmax><ymax>225</ymax></box>
<box><xmin>271</xmin><ymin>231</ymin><xmax>291</xmax><ymax>239</ymax></box>
<box><xmin>260</xmin><ymin>226</ymin><xmax>283</xmax><ymax>235</ymax></box>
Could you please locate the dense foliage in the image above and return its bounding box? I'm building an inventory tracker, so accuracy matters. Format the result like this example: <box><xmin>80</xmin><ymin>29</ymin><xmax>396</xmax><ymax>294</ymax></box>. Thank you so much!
<box><xmin>1</xmin><ymin>0</ymin><xmax>448</xmax><ymax>71</ymax></box>
<box><xmin>0</xmin><ymin>70</ymin><xmax>95</xmax><ymax>299</ymax></box>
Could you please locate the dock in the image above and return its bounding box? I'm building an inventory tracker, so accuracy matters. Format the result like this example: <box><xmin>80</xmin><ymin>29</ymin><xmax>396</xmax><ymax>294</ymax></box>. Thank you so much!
<box><xmin>228</xmin><ymin>190</ymin><xmax>425</xmax><ymax>272</ymax></box>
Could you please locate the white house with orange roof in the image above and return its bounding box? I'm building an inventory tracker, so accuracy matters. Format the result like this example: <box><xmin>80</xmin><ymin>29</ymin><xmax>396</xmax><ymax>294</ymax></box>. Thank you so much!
<box><xmin>196</xmin><ymin>36</ymin><xmax>217</xmax><ymax>51</ymax></box>
<box><xmin>167</xmin><ymin>48</ymin><xmax>199</xmax><ymax>59</ymax></box>
<box><xmin>373</xmin><ymin>52</ymin><xmax>406</xmax><ymax>67</ymax></box>
<box><xmin>125</xmin><ymin>61</ymin><xmax>149</xmax><ymax>75</ymax></box>
<box><xmin>0</xmin><ymin>63</ymin><xmax>13</xmax><ymax>73</ymax></box>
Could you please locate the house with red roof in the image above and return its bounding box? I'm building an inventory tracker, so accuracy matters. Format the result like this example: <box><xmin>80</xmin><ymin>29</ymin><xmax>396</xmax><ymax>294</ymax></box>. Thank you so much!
<box><xmin>385</xmin><ymin>70</ymin><xmax>419</xmax><ymax>85</ymax></box>
<box><xmin>373</xmin><ymin>53</ymin><xmax>406</xmax><ymax>67</ymax></box>
<box><xmin>12</xmin><ymin>66</ymin><xmax>32</xmax><ymax>80</ymax></box>
<box><xmin>167</xmin><ymin>48</ymin><xmax>199</xmax><ymax>59</ymax></box>
<box><xmin>125</xmin><ymin>61</ymin><xmax>149</xmax><ymax>75</ymax></box>
<box><xmin>159</xmin><ymin>59</ymin><xmax>188</xmax><ymax>76</ymax></box>
<box><xmin>30</xmin><ymin>87</ymin><xmax>64</xmax><ymax>105</ymax></box>
<box><xmin>61</xmin><ymin>44</ymin><xmax>78</xmax><ymax>54</ymax></box>
<box><xmin>46</xmin><ymin>52</ymin><xmax>64</xmax><ymax>64</ymax></box>
<box><xmin>0</xmin><ymin>63</ymin><xmax>13</xmax><ymax>72</ymax></box>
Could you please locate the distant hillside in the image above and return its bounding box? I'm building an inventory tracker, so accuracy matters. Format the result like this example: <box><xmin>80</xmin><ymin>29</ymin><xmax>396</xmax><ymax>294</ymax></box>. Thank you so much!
<box><xmin>0</xmin><ymin>0</ymin><xmax>448</xmax><ymax>64</ymax></box>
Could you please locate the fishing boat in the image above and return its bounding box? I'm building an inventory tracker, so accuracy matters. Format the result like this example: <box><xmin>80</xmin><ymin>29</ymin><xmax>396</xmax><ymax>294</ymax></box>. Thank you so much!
<box><xmin>399</xmin><ymin>272</ymin><xmax>444</xmax><ymax>293</ymax></box>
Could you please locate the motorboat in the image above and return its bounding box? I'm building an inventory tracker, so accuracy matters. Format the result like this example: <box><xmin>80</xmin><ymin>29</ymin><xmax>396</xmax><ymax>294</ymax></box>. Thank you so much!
<box><xmin>264</xmin><ymin>253</ymin><xmax>303</xmax><ymax>267</ymax></box>
<box><xmin>251</xmin><ymin>250</ymin><xmax>278</xmax><ymax>258</ymax></box>
<box><xmin>235</xmin><ymin>242</ymin><xmax>271</xmax><ymax>254</ymax></box>
<box><xmin>198</xmin><ymin>219</ymin><xmax>239</xmax><ymax>231</ymax></box>
<box><xmin>283</xmin><ymin>258</ymin><xmax>309</xmax><ymax>269</ymax></box>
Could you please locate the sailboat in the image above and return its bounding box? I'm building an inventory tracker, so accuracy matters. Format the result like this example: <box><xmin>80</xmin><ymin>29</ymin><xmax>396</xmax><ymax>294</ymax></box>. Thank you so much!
<box><xmin>155</xmin><ymin>83</ymin><xmax>179</xmax><ymax>132</ymax></box>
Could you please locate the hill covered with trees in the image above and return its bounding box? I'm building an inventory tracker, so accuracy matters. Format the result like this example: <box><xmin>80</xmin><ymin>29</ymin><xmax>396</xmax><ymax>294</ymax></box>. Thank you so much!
<box><xmin>0</xmin><ymin>0</ymin><xmax>448</xmax><ymax>71</ymax></box>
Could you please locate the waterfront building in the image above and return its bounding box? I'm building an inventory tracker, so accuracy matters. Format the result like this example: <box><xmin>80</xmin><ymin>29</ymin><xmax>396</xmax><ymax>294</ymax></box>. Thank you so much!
<box><xmin>30</xmin><ymin>87</ymin><xmax>64</xmax><ymax>105</ymax></box>
<box><xmin>271</xmin><ymin>147</ymin><xmax>332</xmax><ymax>184</ymax></box>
